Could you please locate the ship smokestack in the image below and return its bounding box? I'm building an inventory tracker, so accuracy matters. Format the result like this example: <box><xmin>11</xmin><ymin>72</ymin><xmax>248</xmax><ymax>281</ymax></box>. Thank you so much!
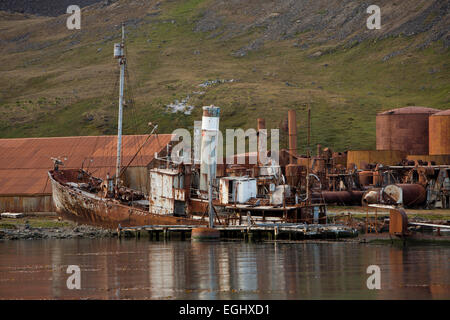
<box><xmin>288</xmin><ymin>110</ymin><xmax>297</xmax><ymax>164</ymax></box>
<box><xmin>200</xmin><ymin>106</ymin><xmax>220</xmax><ymax>192</ymax></box>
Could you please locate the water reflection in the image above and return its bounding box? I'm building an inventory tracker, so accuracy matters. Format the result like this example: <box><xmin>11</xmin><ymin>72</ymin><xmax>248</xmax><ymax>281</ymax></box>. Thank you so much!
<box><xmin>0</xmin><ymin>239</ymin><xmax>448</xmax><ymax>299</ymax></box>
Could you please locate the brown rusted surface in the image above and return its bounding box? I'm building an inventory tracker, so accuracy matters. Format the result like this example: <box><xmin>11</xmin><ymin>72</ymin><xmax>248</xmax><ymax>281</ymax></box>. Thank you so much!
<box><xmin>319</xmin><ymin>191</ymin><xmax>365</xmax><ymax>205</ymax></box>
<box><xmin>406</xmin><ymin>154</ymin><xmax>450</xmax><ymax>165</ymax></box>
<box><xmin>0</xmin><ymin>135</ymin><xmax>172</xmax><ymax>196</ymax></box>
<box><xmin>257</xmin><ymin>118</ymin><xmax>266</xmax><ymax>131</ymax></box>
<box><xmin>191</xmin><ymin>227</ymin><xmax>220</xmax><ymax>239</ymax></box>
<box><xmin>49</xmin><ymin>169</ymin><xmax>207</xmax><ymax>229</ymax></box>
<box><xmin>286</xmin><ymin>164</ymin><xmax>304</xmax><ymax>187</ymax></box>
<box><xmin>376</xmin><ymin>106</ymin><xmax>439</xmax><ymax>155</ymax></box>
<box><xmin>358</xmin><ymin>171</ymin><xmax>373</xmax><ymax>186</ymax></box>
<box><xmin>429</xmin><ymin>109</ymin><xmax>450</xmax><ymax>155</ymax></box>
<box><xmin>347</xmin><ymin>150</ymin><xmax>407</xmax><ymax>169</ymax></box>
<box><xmin>0</xmin><ymin>195</ymin><xmax>53</xmax><ymax>212</ymax></box>
<box><xmin>288</xmin><ymin>110</ymin><xmax>297</xmax><ymax>165</ymax></box>
<box><xmin>383</xmin><ymin>184</ymin><xmax>426</xmax><ymax>207</ymax></box>
<box><xmin>389</xmin><ymin>208</ymin><xmax>409</xmax><ymax>236</ymax></box>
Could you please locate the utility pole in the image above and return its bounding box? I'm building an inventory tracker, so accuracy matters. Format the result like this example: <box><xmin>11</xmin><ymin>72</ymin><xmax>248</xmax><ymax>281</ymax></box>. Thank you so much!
<box><xmin>115</xmin><ymin>23</ymin><xmax>125</xmax><ymax>186</ymax></box>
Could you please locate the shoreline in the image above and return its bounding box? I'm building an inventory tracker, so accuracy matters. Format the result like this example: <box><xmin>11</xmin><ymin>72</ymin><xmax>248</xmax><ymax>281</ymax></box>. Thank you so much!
<box><xmin>0</xmin><ymin>215</ymin><xmax>114</xmax><ymax>240</ymax></box>
<box><xmin>1</xmin><ymin>213</ymin><xmax>449</xmax><ymax>244</ymax></box>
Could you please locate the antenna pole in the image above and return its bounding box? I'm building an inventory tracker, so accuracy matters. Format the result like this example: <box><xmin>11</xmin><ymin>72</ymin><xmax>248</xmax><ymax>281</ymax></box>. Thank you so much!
<box><xmin>115</xmin><ymin>23</ymin><xmax>126</xmax><ymax>186</ymax></box>
<box><xmin>306</xmin><ymin>104</ymin><xmax>311</xmax><ymax>201</ymax></box>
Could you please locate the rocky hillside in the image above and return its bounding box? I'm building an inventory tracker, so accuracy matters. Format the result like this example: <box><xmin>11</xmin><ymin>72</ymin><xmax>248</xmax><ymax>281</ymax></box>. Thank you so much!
<box><xmin>0</xmin><ymin>0</ymin><xmax>448</xmax><ymax>152</ymax></box>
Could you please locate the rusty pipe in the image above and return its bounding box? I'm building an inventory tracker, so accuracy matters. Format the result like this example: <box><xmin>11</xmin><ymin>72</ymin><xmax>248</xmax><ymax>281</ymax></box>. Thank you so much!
<box><xmin>319</xmin><ymin>191</ymin><xmax>365</xmax><ymax>205</ymax></box>
<box><xmin>257</xmin><ymin>118</ymin><xmax>266</xmax><ymax>131</ymax></box>
<box><xmin>288</xmin><ymin>110</ymin><xmax>297</xmax><ymax>165</ymax></box>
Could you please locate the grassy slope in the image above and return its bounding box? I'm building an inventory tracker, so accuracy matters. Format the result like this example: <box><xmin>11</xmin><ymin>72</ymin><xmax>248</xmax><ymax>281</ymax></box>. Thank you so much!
<box><xmin>0</xmin><ymin>0</ymin><xmax>448</xmax><ymax>154</ymax></box>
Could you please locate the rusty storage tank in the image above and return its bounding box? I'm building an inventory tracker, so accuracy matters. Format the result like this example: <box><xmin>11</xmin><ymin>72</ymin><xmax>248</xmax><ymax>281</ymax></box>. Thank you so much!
<box><xmin>429</xmin><ymin>109</ymin><xmax>450</xmax><ymax>155</ymax></box>
<box><xmin>376</xmin><ymin>106</ymin><xmax>439</xmax><ymax>155</ymax></box>
<box><xmin>382</xmin><ymin>184</ymin><xmax>426</xmax><ymax>207</ymax></box>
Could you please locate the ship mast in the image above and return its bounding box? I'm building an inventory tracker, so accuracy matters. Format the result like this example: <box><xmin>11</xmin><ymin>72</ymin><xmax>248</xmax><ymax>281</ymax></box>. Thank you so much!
<box><xmin>114</xmin><ymin>23</ymin><xmax>126</xmax><ymax>186</ymax></box>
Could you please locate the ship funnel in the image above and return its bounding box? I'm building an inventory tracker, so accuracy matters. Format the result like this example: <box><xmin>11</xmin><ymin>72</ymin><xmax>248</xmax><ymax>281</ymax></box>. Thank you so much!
<box><xmin>200</xmin><ymin>106</ymin><xmax>220</xmax><ymax>192</ymax></box>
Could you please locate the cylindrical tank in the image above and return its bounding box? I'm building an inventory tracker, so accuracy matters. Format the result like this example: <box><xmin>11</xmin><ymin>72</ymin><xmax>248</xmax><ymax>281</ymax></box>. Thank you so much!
<box><xmin>200</xmin><ymin>106</ymin><xmax>220</xmax><ymax>192</ymax></box>
<box><xmin>429</xmin><ymin>109</ymin><xmax>450</xmax><ymax>155</ymax></box>
<box><xmin>376</xmin><ymin>106</ymin><xmax>439</xmax><ymax>155</ymax></box>
<box><xmin>382</xmin><ymin>184</ymin><xmax>426</xmax><ymax>207</ymax></box>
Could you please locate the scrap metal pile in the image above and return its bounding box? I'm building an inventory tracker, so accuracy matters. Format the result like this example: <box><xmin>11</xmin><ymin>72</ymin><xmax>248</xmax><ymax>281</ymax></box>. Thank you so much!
<box><xmin>145</xmin><ymin>107</ymin><xmax>449</xmax><ymax>226</ymax></box>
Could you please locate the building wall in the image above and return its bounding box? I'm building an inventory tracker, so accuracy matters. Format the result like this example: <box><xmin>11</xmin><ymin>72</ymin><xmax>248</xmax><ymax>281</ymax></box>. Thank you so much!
<box><xmin>0</xmin><ymin>195</ymin><xmax>53</xmax><ymax>212</ymax></box>
<box><xmin>347</xmin><ymin>150</ymin><xmax>407</xmax><ymax>169</ymax></box>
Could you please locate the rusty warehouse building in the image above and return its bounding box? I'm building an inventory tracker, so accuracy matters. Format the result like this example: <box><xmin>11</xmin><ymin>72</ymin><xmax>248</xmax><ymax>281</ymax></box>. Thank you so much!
<box><xmin>0</xmin><ymin>134</ymin><xmax>172</xmax><ymax>213</ymax></box>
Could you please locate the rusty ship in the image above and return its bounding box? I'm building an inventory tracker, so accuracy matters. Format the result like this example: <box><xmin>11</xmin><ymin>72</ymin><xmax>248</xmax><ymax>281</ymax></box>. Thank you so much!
<box><xmin>48</xmin><ymin>25</ymin><xmax>325</xmax><ymax>230</ymax></box>
<box><xmin>48</xmin><ymin>25</ymin><xmax>209</xmax><ymax>228</ymax></box>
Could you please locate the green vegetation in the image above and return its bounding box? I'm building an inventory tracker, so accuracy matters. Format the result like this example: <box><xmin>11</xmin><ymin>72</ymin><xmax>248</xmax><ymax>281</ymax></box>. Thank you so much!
<box><xmin>0</xmin><ymin>0</ymin><xmax>448</xmax><ymax>154</ymax></box>
<box><xmin>0</xmin><ymin>217</ymin><xmax>73</xmax><ymax>229</ymax></box>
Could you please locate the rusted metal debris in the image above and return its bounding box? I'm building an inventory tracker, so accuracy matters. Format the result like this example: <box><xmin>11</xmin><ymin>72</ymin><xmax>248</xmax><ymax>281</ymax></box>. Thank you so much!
<box><xmin>46</xmin><ymin>108</ymin><xmax>450</xmax><ymax>231</ymax></box>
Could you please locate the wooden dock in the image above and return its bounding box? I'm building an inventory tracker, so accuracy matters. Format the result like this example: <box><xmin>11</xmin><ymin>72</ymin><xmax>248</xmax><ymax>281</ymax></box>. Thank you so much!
<box><xmin>117</xmin><ymin>223</ymin><xmax>358</xmax><ymax>241</ymax></box>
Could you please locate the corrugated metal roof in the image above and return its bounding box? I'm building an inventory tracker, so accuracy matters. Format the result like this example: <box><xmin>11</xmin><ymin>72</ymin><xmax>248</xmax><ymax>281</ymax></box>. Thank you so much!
<box><xmin>432</xmin><ymin>109</ymin><xmax>450</xmax><ymax>116</ymax></box>
<box><xmin>379</xmin><ymin>106</ymin><xmax>440</xmax><ymax>115</ymax></box>
<box><xmin>0</xmin><ymin>134</ymin><xmax>172</xmax><ymax>195</ymax></box>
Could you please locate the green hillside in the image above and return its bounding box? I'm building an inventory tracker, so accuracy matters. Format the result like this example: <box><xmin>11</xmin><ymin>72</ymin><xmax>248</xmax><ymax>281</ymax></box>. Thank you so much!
<box><xmin>0</xmin><ymin>0</ymin><xmax>448</xmax><ymax>154</ymax></box>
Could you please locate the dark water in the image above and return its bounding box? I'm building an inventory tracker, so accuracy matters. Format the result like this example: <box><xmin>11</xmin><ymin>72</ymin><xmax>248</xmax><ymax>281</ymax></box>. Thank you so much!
<box><xmin>0</xmin><ymin>239</ymin><xmax>449</xmax><ymax>299</ymax></box>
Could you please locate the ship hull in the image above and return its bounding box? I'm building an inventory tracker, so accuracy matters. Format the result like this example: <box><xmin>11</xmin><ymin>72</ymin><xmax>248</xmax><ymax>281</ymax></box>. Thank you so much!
<box><xmin>49</xmin><ymin>170</ymin><xmax>207</xmax><ymax>229</ymax></box>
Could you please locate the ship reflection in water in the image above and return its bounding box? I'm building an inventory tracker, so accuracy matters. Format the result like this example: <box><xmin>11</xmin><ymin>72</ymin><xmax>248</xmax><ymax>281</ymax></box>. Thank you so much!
<box><xmin>0</xmin><ymin>240</ymin><xmax>449</xmax><ymax>299</ymax></box>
